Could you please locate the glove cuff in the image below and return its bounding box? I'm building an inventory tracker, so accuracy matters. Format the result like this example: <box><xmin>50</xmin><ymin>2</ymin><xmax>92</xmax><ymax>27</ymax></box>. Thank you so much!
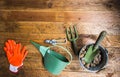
<box><xmin>9</xmin><ymin>63</ymin><xmax>23</xmax><ymax>73</ymax></box>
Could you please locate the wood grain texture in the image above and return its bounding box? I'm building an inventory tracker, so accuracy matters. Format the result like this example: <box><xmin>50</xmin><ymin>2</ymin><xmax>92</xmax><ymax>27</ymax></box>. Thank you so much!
<box><xmin>0</xmin><ymin>22</ymin><xmax>119</xmax><ymax>35</ymax></box>
<box><xmin>0</xmin><ymin>10</ymin><xmax>120</xmax><ymax>23</ymax></box>
<box><xmin>0</xmin><ymin>0</ymin><xmax>120</xmax><ymax>11</ymax></box>
<box><xmin>0</xmin><ymin>0</ymin><xmax>120</xmax><ymax>77</ymax></box>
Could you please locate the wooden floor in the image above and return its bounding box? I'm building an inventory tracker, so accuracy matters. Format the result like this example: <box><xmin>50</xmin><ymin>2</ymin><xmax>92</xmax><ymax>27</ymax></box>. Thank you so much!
<box><xmin>0</xmin><ymin>0</ymin><xmax>120</xmax><ymax>77</ymax></box>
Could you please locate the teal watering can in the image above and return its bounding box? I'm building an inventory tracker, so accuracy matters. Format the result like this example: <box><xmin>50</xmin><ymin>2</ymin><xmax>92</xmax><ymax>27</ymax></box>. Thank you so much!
<box><xmin>30</xmin><ymin>40</ymin><xmax>72</xmax><ymax>75</ymax></box>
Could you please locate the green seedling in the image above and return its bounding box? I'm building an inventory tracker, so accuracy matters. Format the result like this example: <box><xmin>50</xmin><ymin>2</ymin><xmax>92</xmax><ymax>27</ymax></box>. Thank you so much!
<box><xmin>66</xmin><ymin>25</ymin><xmax>79</xmax><ymax>55</ymax></box>
<box><xmin>84</xmin><ymin>31</ymin><xmax>107</xmax><ymax>63</ymax></box>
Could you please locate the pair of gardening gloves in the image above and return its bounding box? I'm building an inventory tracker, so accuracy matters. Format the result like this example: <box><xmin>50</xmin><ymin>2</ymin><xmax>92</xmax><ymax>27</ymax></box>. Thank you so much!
<box><xmin>4</xmin><ymin>40</ymin><xmax>28</xmax><ymax>73</ymax></box>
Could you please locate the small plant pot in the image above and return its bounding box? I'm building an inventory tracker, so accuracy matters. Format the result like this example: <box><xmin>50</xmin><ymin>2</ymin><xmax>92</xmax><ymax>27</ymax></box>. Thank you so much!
<box><xmin>79</xmin><ymin>44</ymin><xmax>108</xmax><ymax>72</ymax></box>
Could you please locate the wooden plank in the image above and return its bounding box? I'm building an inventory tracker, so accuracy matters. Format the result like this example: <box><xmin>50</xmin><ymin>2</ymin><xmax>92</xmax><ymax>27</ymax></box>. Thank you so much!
<box><xmin>0</xmin><ymin>0</ymin><xmax>119</xmax><ymax>11</ymax></box>
<box><xmin>0</xmin><ymin>33</ymin><xmax>119</xmax><ymax>47</ymax></box>
<box><xmin>0</xmin><ymin>11</ymin><xmax>120</xmax><ymax>22</ymax></box>
<box><xmin>0</xmin><ymin>70</ymin><xmax>119</xmax><ymax>77</ymax></box>
<box><xmin>22</xmin><ymin>71</ymin><xmax>106</xmax><ymax>77</ymax></box>
<box><xmin>0</xmin><ymin>22</ymin><xmax>119</xmax><ymax>35</ymax></box>
<box><xmin>0</xmin><ymin>69</ymin><xmax>108</xmax><ymax>77</ymax></box>
<box><xmin>0</xmin><ymin>22</ymin><xmax>41</xmax><ymax>34</ymax></box>
<box><xmin>0</xmin><ymin>11</ymin><xmax>56</xmax><ymax>22</ymax></box>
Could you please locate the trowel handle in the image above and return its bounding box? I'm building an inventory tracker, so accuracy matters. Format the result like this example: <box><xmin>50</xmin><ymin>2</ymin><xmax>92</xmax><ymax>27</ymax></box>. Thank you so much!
<box><xmin>93</xmin><ymin>31</ymin><xmax>107</xmax><ymax>50</ymax></box>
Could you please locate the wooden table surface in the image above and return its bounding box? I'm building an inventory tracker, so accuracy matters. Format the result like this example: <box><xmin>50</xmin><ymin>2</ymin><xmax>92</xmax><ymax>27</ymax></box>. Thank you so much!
<box><xmin>0</xmin><ymin>0</ymin><xmax>120</xmax><ymax>77</ymax></box>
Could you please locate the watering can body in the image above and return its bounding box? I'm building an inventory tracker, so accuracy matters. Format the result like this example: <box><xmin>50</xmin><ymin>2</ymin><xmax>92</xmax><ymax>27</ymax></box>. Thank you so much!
<box><xmin>44</xmin><ymin>50</ymin><xmax>69</xmax><ymax>75</ymax></box>
<box><xmin>30</xmin><ymin>40</ymin><xmax>72</xmax><ymax>75</ymax></box>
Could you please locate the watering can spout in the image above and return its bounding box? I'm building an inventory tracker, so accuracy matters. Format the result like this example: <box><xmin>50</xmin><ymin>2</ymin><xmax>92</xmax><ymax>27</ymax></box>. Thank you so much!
<box><xmin>30</xmin><ymin>40</ymin><xmax>49</xmax><ymax>56</ymax></box>
<box><xmin>30</xmin><ymin>40</ymin><xmax>41</xmax><ymax>49</ymax></box>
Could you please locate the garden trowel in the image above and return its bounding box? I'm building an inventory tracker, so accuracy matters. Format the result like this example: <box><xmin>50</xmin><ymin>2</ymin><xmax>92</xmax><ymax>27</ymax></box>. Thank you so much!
<box><xmin>84</xmin><ymin>31</ymin><xmax>107</xmax><ymax>63</ymax></box>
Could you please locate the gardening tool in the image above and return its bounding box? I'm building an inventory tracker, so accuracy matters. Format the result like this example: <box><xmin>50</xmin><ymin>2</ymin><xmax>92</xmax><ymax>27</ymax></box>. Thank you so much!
<box><xmin>30</xmin><ymin>40</ymin><xmax>72</xmax><ymax>75</ymax></box>
<box><xmin>84</xmin><ymin>31</ymin><xmax>107</xmax><ymax>63</ymax></box>
<box><xmin>66</xmin><ymin>25</ymin><xmax>79</xmax><ymax>55</ymax></box>
<box><xmin>45</xmin><ymin>38</ymin><xmax>67</xmax><ymax>45</ymax></box>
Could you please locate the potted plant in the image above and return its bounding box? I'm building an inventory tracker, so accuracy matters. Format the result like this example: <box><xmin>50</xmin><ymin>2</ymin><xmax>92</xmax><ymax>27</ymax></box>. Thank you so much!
<box><xmin>79</xmin><ymin>31</ymin><xmax>108</xmax><ymax>72</ymax></box>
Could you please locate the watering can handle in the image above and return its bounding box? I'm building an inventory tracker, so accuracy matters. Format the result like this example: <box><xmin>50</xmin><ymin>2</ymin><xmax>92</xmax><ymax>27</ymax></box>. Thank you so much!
<box><xmin>93</xmin><ymin>31</ymin><xmax>107</xmax><ymax>51</ymax></box>
<box><xmin>48</xmin><ymin>45</ymin><xmax>73</xmax><ymax>65</ymax></box>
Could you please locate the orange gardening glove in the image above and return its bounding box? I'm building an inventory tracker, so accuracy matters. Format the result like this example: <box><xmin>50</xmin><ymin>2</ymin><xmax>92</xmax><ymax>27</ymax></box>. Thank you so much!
<box><xmin>4</xmin><ymin>40</ymin><xmax>28</xmax><ymax>73</ymax></box>
<box><xmin>4</xmin><ymin>40</ymin><xmax>16</xmax><ymax>62</ymax></box>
